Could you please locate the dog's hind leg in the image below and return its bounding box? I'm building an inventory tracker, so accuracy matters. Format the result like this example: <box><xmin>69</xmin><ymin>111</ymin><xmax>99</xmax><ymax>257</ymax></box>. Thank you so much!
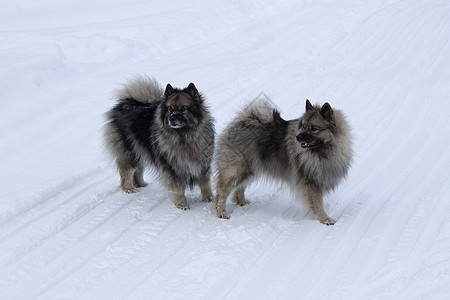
<box><xmin>116</xmin><ymin>150</ymin><xmax>138</xmax><ymax>193</ymax></box>
<box><xmin>215</xmin><ymin>174</ymin><xmax>235</xmax><ymax>219</ymax></box>
<box><xmin>232</xmin><ymin>186</ymin><xmax>250</xmax><ymax>206</ymax></box>
<box><xmin>215</xmin><ymin>166</ymin><xmax>252</xmax><ymax>219</ymax></box>
<box><xmin>199</xmin><ymin>172</ymin><xmax>214</xmax><ymax>203</ymax></box>
<box><xmin>119</xmin><ymin>167</ymin><xmax>136</xmax><ymax>193</ymax></box>
<box><xmin>133</xmin><ymin>167</ymin><xmax>148</xmax><ymax>188</ymax></box>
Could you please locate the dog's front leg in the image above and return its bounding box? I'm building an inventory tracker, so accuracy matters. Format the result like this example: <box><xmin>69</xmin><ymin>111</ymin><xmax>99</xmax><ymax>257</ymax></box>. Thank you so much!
<box><xmin>299</xmin><ymin>182</ymin><xmax>335</xmax><ymax>225</ymax></box>
<box><xmin>163</xmin><ymin>171</ymin><xmax>189</xmax><ymax>210</ymax></box>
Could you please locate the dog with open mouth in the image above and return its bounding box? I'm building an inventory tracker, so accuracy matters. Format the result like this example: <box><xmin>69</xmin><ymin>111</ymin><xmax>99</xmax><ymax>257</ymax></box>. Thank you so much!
<box><xmin>104</xmin><ymin>75</ymin><xmax>215</xmax><ymax>209</ymax></box>
<box><xmin>214</xmin><ymin>96</ymin><xmax>353</xmax><ymax>225</ymax></box>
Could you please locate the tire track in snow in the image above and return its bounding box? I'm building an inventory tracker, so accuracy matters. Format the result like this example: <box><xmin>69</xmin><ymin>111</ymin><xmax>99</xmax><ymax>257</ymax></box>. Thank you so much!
<box><xmin>0</xmin><ymin>173</ymin><xmax>114</xmax><ymax>268</ymax></box>
<box><xmin>84</xmin><ymin>193</ymin><xmax>297</xmax><ymax>299</ymax></box>
<box><xmin>126</xmin><ymin>206</ymin><xmax>286</xmax><ymax>299</ymax></box>
<box><xmin>347</xmin><ymin>151</ymin><xmax>450</xmax><ymax>298</ymax></box>
<box><xmin>30</xmin><ymin>189</ymin><xmax>214</xmax><ymax>299</ymax></box>
<box><xmin>348</xmin><ymin>152</ymin><xmax>449</xmax><ymax>296</ymax></box>
<box><xmin>1</xmin><ymin>184</ymin><xmax>166</xmax><ymax>298</ymax></box>
<box><xmin>0</xmin><ymin>173</ymin><xmax>109</xmax><ymax>244</ymax></box>
<box><xmin>342</xmin><ymin>22</ymin><xmax>450</xmax><ymax>287</ymax></box>
<box><xmin>0</xmin><ymin>166</ymin><xmax>103</xmax><ymax>228</ymax></box>
<box><xmin>28</xmin><ymin>191</ymin><xmax>186</xmax><ymax>299</ymax></box>
<box><xmin>0</xmin><ymin>185</ymin><xmax>133</xmax><ymax>292</ymax></box>
<box><xmin>402</xmin><ymin>207</ymin><xmax>450</xmax><ymax>298</ymax></box>
<box><xmin>120</xmin><ymin>208</ymin><xmax>217</xmax><ymax>299</ymax></box>
<box><xmin>217</xmin><ymin>220</ymin><xmax>325</xmax><ymax>299</ymax></box>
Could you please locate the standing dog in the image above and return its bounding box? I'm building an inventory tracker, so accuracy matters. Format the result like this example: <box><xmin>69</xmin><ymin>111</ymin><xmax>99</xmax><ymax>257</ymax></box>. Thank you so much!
<box><xmin>104</xmin><ymin>75</ymin><xmax>215</xmax><ymax>209</ymax></box>
<box><xmin>214</xmin><ymin>96</ymin><xmax>353</xmax><ymax>224</ymax></box>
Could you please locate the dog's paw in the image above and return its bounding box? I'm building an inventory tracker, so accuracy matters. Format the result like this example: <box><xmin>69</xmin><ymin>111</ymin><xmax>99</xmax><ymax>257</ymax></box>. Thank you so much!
<box><xmin>320</xmin><ymin>218</ymin><xmax>336</xmax><ymax>226</ymax></box>
<box><xmin>175</xmin><ymin>202</ymin><xmax>190</xmax><ymax>210</ymax></box>
<box><xmin>232</xmin><ymin>198</ymin><xmax>250</xmax><ymax>206</ymax></box>
<box><xmin>122</xmin><ymin>187</ymin><xmax>137</xmax><ymax>194</ymax></box>
<box><xmin>135</xmin><ymin>182</ymin><xmax>148</xmax><ymax>188</ymax></box>
<box><xmin>216</xmin><ymin>211</ymin><xmax>230</xmax><ymax>219</ymax></box>
<box><xmin>202</xmin><ymin>195</ymin><xmax>214</xmax><ymax>203</ymax></box>
<box><xmin>238</xmin><ymin>200</ymin><xmax>251</xmax><ymax>207</ymax></box>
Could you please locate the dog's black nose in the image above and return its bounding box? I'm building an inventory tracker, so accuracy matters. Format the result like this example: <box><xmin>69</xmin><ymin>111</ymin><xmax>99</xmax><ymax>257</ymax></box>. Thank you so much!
<box><xmin>169</xmin><ymin>114</ymin><xmax>181</xmax><ymax>122</ymax></box>
<box><xmin>169</xmin><ymin>111</ymin><xmax>182</xmax><ymax>119</ymax></box>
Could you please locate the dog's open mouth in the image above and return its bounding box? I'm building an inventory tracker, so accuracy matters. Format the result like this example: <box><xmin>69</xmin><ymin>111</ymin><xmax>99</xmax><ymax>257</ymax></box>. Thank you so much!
<box><xmin>169</xmin><ymin>119</ymin><xmax>187</xmax><ymax>129</ymax></box>
<box><xmin>300</xmin><ymin>141</ymin><xmax>322</xmax><ymax>150</ymax></box>
<box><xmin>169</xmin><ymin>121</ymin><xmax>186</xmax><ymax>129</ymax></box>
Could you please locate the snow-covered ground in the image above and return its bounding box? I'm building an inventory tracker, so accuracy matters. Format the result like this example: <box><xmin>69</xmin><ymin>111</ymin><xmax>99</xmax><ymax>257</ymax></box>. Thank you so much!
<box><xmin>1</xmin><ymin>0</ymin><xmax>450</xmax><ymax>299</ymax></box>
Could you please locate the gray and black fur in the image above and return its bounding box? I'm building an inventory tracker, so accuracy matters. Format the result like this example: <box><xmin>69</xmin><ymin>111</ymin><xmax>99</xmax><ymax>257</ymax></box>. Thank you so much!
<box><xmin>104</xmin><ymin>75</ymin><xmax>215</xmax><ymax>209</ymax></box>
<box><xmin>214</xmin><ymin>95</ymin><xmax>353</xmax><ymax>225</ymax></box>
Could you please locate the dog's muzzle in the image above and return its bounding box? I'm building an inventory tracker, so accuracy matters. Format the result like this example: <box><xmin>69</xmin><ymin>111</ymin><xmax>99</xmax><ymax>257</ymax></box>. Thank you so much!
<box><xmin>168</xmin><ymin>112</ymin><xmax>187</xmax><ymax>129</ymax></box>
<box><xmin>296</xmin><ymin>133</ymin><xmax>323</xmax><ymax>150</ymax></box>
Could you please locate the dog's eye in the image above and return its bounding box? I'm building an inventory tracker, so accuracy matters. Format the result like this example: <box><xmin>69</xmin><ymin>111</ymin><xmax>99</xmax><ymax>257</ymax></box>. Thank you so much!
<box><xmin>311</xmin><ymin>126</ymin><xmax>319</xmax><ymax>133</ymax></box>
<box><xmin>168</xmin><ymin>106</ymin><xmax>174</xmax><ymax>113</ymax></box>
<box><xmin>179</xmin><ymin>106</ymin><xmax>187</xmax><ymax>112</ymax></box>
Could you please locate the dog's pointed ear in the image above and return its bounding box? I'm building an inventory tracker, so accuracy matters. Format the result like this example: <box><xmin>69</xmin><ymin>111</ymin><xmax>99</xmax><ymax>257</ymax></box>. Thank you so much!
<box><xmin>306</xmin><ymin>99</ymin><xmax>314</xmax><ymax>111</ymax></box>
<box><xmin>320</xmin><ymin>102</ymin><xmax>334</xmax><ymax>122</ymax></box>
<box><xmin>186</xmin><ymin>83</ymin><xmax>199</xmax><ymax>98</ymax></box>
<box><xmin>164</xmin><ymin>84</ymin><xmax>174</xmax><ymax>97</ymax></box>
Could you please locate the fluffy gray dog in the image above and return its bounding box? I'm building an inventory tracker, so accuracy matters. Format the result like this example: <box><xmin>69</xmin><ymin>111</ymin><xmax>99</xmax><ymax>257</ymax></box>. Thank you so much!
<box><xmin>104</xmin><ymin>75</ymin><xmax>215</xmax><ymax>209</ymax></box>
<box><xmin>214</xmin><ymin>95</ymin><xmax>353</xmax><ymax>225</ymax></box>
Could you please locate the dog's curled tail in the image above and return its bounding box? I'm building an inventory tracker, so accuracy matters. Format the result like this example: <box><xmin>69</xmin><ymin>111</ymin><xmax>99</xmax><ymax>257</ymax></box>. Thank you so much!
<box><xmin>239</xmin><ymin>92</ymin><xmax>281</xmax><ymax>123</ymax></box>
<box><xmin>116</xmin><ymin>75</ymin><xmax>164</xmax><ymax>104</ymax></box>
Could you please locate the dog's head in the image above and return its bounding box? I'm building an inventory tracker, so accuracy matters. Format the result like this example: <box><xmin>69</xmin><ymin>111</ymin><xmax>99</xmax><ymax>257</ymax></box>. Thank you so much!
<box><xmin>296</xmin><ymin>100</ymin><xmax>338</xmax><ymax>151</ymax></box>
<box><xmin>161</xmin><ymin>83</ymin><xmax>203</xmax><ymax>130</ymax></box>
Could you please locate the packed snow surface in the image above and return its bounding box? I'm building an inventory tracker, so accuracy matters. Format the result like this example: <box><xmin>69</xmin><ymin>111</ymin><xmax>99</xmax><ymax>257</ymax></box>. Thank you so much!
<box><xmin>1</xmin><ymin>0</ymin><xmax>450</xmax><ymax>299</ymax></box>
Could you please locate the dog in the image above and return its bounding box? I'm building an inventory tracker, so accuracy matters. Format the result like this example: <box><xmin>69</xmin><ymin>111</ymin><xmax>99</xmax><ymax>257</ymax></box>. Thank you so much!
<box><xmin>104</xmin><ymin>75</ymin><xmax>215</xmax><ymax>209</ymax></box>
<box><xmin>214</xmin><ymin>95</ymin><xmax>353</xmax><ymax>225</ymax></box>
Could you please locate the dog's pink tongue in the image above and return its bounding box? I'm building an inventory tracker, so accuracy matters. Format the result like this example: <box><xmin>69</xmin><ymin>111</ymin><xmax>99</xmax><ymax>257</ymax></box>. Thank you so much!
<box><xmin>300</xmin><ymin>142</ymin><xmax>308</xmax><ymax>149</ymax></box>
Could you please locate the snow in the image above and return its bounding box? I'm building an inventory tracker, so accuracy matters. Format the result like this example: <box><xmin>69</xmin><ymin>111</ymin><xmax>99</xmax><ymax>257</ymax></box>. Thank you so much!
<box><xmin>1</xmin><ymin>0</ymin><xmax>450</xmax><ymax>299</ymax></box>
